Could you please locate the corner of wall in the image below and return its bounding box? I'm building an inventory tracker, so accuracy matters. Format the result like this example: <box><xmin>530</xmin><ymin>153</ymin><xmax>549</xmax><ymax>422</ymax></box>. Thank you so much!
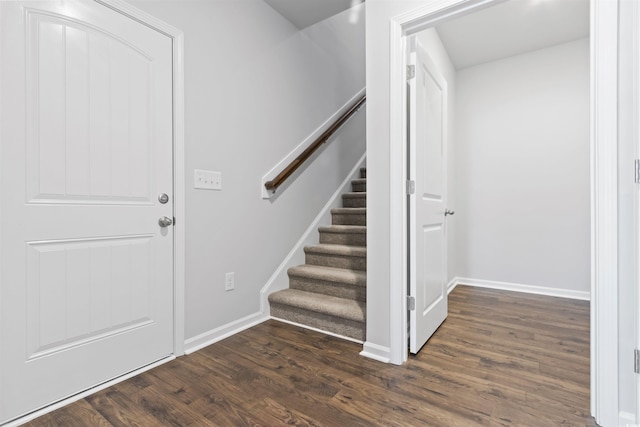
<box><xmin>183</xmin><ymin>311</ymin><xmax>268</xmax><ymax>355</ymax></box>
<box><xmin>360</xmin><ymin>342</ymin><xmax>391</xmax><ymax>363</ymax></box>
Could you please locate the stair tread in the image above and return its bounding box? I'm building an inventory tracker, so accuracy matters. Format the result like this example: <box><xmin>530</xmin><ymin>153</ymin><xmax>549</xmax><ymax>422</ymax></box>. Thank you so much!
<box><xmin>304</xmin><ymin>244</ymin><xmax>366</xmax><ymax>257</ymax></box>
<box><xmin>331</xmin><ymin>207</ymin><xmax>366</xmax><ymax>214</ymax></box>
<box><xmin>318</xmin><ymin>225</ymin><xmax>366</xmax><ymax>234</ymax></box>
<box><xmin>269</xmin><ymin>289</ymin><xmax>365</xmax><ymax>322</ymax></box>
<box><xmin>288</xmin><ymin>264</ymin><xmax>366</xmax><ymax>286</ymax></box>
<box><xmin>352</xmin><ymin>178</ymin><xmax>366</xmax><ymax>184</ymax></box>
<box><xmin>342</xmin><ymin>192</ymin><xmax>366</xmax><ymax>198</ymax></box>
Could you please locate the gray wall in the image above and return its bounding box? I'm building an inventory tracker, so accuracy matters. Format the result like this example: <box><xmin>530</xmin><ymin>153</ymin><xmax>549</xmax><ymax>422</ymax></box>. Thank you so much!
<box><xmin>454</xmin><ymin>38</ymin><xmax>590</xmax><ymax>294</ymax></box>
<box><xmin>128</xmin><ymin>0</ymin><xmax>366</xmax><ymax>343</ymax></box>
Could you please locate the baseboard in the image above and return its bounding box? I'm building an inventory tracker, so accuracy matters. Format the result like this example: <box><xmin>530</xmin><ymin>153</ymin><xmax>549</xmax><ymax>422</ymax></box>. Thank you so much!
<box><xmin>619</xmin><ymin>411</ymin><xmax>636</xmax><ymax>425</ymax></box>
<box><xmin>259</xmin><ymin>154</ymin><xmax>367</xmax><ymax>316</ymax></box>
<box><xmin>452</xmin><ymin>277</ymin><xmax>591</xmax><ymax>301</ymax></box>
<box><xmin>3</xmin><ymin>356</ymin><xmax>174</xmax><ymax>427</ymax></box>
<box><xmin>270</xmin><ymin>316</ymin><xmax>363</xmax><ymax>344</ymax></box>
<box><xmin>184</xmin><ymin>312</ymin><xmax>268</xmax><ymax>355</ymax></box>
<box><xmin>261</xmin><ymin>87</ymin><xmax>366</xmax><ymax>199</ymax></box>
<box><xmin>446</xmin><ymin>277</ymin><xmax>458</xmax><ymax>294</ymax></box>
<box><xmin>360</xmin><ymin>342</ymin><xmax>391</xmax><ymax>363</ymax></box>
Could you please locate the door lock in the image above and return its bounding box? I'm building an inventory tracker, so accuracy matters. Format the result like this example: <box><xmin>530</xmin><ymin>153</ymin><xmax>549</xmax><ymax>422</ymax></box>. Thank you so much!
<box><xmin>158</xmin><ymin>216</ymin><xmax>173</xmax><ymax>227</ymax></box>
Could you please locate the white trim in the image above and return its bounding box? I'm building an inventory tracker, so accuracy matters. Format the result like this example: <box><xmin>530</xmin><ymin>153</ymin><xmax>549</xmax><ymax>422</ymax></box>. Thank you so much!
<box><xmin>261</xmin><ymin>87</ymin><xmax>366</xmax><ymax>199</ymax></box>
<box><xmin>620</xmin><ymin>411</ymin><xmax>636</xmax><ymax>426</ymax></box>
<box><xmin>447</xmin><ymin>277</ymin><xmax>458</xmax><ymax>294</ymax></box>
<box><xmin>591</xmin><ymin>0</ymin><xmax>619</xmax><ymax>424</ymax></box>
<box><xmin>452</xmin><ymin>277</ymin><xmax>591</xmax><ymax>301</ymax></box>
<box><xmin>184</xmin><ymin>312</ymin><xmax>268</xmax><ymax>355</ymax></box>
<box><xmin>634</xmin><ymin>0</ymin><xmax>640</xmax><ymax>423</ymax></box>
<box><xmin>3</xmin><ymin>356</ymin><xmax>175</xmax><ymax>427</ymax></box>
<box><xmin>360</xmin><ymin>342</ymin><xmax>392</xmax><ymax>363</ymax></box>
<box><xmin>93</xmin><ymin>0</ymin><xmax>186</xmax><ymax>356</ymax></box>
<box><xmin>270</xmin><ymin>317</ymin><xmax>364</xmax><ymax>345</ymax></box>
<box><xmin>388</xmin><ymin>17</ymin><xmax>407</xmax><ymax>366</ymax></box>
<box><xmin>172</xmin><ymin>31</ymin><xmax>186</xmax><ymax>356</ymax></box>
<box><xmin>259</xmin><ymin>155</ymin><xmax>367</xmax><ymax>315</ymax></box>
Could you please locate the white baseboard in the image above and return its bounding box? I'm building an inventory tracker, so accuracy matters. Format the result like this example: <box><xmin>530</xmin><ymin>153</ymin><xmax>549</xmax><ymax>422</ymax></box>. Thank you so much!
<box><xmin>270</xmin><ymin>316</ymin><xmax>363</xmax><ymax>344</ymax></box>
<box><xmin>446</xmin><ymin>277</ymin><xmax>458</xmax><ymax>294</ymax></box>
<box><xmin>4</xmin><ymin>356</ymin><xmax>174</xmax><ymax>427</ymax></box>
<box><xmin>619</xmin><ymin>411</ymin><xmax>636</xmax><ymax>426</ymax></box>
<box><xmin>360</xmin><ymin>342</ymin><xmax>391</xmax><ymax>363</ymax></box>
<box><xmin>452</xmin><ymin>277</ymin><xmax>591</xmax><ymax>301</ymax></box>
<box><xmin>261</xmin><ymin>87</ymin><xmax>366</xmax><ymax>199</ymax></box>
<box><xmin>184</xmin><ymin>312</ymin><xmax>268</xmax><ymax>355</ymax></box>
<box><xmin>259</xmin><ymin>154</ymin><xmax>367</xmax><ymax>316</ymax></box>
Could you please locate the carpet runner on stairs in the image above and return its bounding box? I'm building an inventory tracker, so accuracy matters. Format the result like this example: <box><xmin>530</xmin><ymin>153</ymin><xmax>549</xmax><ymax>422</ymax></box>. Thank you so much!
<box><xmin>268</xmin><ymin>167</ymin><xmax>367</xmax><ymax>341</ymax></box>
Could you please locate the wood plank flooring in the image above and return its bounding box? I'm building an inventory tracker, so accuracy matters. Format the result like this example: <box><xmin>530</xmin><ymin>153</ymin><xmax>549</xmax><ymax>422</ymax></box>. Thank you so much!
<box><xmin>24</xmin><ymin>286</ymin><xmax>597</xmax><ymax>426</ymax></box>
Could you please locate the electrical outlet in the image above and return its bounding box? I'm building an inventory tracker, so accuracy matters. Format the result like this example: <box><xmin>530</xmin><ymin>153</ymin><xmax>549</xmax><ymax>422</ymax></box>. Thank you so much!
<box><xmin>225</xmin><ymin>272</ymin><xmax>234</xmax><ymax>291</ymax></box>
<box><xmin>194</xmin><ymin>169</ymin><xmax>222</xmax><ymax>190</ymax></box>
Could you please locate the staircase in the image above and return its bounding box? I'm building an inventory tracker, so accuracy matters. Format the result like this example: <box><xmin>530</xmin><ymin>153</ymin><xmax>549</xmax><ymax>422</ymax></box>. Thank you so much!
<box><xmin>268</xmin><ymin>167</ymin><xmax>367</xmax><ymax>341</ymax></box>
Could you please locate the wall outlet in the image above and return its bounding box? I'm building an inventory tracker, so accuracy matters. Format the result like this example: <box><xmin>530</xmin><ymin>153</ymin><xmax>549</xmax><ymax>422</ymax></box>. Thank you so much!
<box><xmin>225</xmin><ymin>272</ymin><xmax>235</xmax><ymax>291</ymax></box>
<box><xmin>194</xmin><ymin>169</ymin><xmax>222</xmax><ymax>190</ymax></box>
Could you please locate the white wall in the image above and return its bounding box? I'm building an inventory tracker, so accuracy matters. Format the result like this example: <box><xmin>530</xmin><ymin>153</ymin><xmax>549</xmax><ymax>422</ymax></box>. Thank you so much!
<box><xmin>127</xmin><ymin>0</ymin><xmax>366</xmax><ymax>344</ymax></box>
<box><xmin>416</xmin><ymin>29</ymin><xmax>457</xmax><ymax>282</ymax></box>
<box><xmin>454</xmin><ymin>38</ymin><xmax>590</xmax><ymax>294</ymax></box>
<box><xmin>617</xmin><ymin>0</ymin><xmax>637</xmax><ymax>419</ymax></box>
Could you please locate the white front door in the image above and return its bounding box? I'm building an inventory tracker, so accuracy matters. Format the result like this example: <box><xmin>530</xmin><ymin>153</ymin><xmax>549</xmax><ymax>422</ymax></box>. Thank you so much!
<box><xmin>0</xmin><ymin>1</ymin><xmax>174</xmax><ymax>422</ymax></box>
<box><xmin>408</xmin><ymin>39</ymin><xmax>448</xmax><ymax>354</ymax></box>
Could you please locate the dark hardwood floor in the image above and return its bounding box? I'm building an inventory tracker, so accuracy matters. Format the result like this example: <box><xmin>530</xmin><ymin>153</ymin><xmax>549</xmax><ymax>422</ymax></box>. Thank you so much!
<box><xmin>24</xmin><ymin>285</ymin><xmax>596</xmax><ymax>426</ymax></box>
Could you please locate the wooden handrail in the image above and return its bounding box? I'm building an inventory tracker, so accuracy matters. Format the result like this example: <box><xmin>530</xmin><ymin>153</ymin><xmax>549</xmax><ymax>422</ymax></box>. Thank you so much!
<box><xmin>264</xmin><ymin>94</ymin><xmax>366</xmax><ymax>193</ymax></box>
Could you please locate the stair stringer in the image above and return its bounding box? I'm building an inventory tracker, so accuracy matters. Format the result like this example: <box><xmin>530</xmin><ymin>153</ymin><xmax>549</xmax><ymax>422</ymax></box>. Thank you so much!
<box><xmin>259</xmin><ymin>154</ymin><xmax>367</xmax><ymax>316</ymax></box>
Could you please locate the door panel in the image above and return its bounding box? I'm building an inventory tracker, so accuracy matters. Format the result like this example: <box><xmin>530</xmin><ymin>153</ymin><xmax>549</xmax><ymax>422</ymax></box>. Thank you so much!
<box><xmin>409</xmin><ymin>40</ymin><xmax>448</xmax><ymax>354</ymax></box>
<box><xmin>27</xmin><ymin>11</ymin><xmax>154</xmax><ymax>204</ymax></box>
<box><xmin>1</xmin><ymin>1</ymin><xmax>174</xmax><ymax>423</ymax></box>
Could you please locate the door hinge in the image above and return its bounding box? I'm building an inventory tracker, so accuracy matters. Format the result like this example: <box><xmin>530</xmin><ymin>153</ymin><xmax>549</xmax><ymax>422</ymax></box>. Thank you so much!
<box><xmin>407</xmin><ymin>296</ymin><xmax>416</xmax><ymax>311</ymax></box>
<box><xmin>406</xmin><ymin>180</ymin><xmax>415</xmax><ymax>195</ymax></box>
<box><xmin>407</xmin><ymin>64</ymin><xmax>415</xmax><ymax>80</ymax></box>
<box><xmin>635</xmin><ymin>349</ymin><xmax>640</xmax><ymax>374</ymax></box>
<box><xmin>635</xmin><ymin>159</ymin><xmax>640</xmax><ymax>184</ymax></box>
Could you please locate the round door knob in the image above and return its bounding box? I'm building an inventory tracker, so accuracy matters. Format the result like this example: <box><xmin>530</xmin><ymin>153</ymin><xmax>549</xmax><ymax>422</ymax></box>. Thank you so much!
<box><xmin>158</xmin><ymin>216</ymin><xmax>173</xmax><ymax>227</ymax></box>
<box><xmin>445</xmin><ymin>209</ymin><xmax>455</xmax><ymax>216</ymax></box>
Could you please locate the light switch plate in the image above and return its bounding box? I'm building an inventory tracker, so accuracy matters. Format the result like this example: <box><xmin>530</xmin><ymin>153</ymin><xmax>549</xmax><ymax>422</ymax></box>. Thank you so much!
<box><xmin>194</xmin><ymin>169</ymin><xmax>222</xmax><ymax>190</ymax></box>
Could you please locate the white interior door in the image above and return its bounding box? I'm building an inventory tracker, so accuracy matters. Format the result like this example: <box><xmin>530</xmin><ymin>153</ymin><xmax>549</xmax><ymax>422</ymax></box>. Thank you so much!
<box><xmin>409</xmin><ymin>40</ymin><xmax>449</xmax><ymax>354</ymax></box>
<box><xmin>0</xmin><ymin>1</ymin><xmax>174</xmax><ymax>422</ymax></box>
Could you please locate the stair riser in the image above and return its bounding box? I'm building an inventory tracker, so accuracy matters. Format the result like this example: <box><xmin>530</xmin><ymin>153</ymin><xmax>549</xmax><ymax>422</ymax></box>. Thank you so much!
<box><xmin>342</xmin><ymin>196</ymin><xmax>366</xmax><ymax>208</ymax></box>
<box><xmin>270</xmin><ymin>304</ymin><xmax>365</xmax><ymax>341</ymax></box>
<box><xmin>332</xmin><ymin>212</ymin><xmax>366</xmax><ymax>226</ymax></box>
<box><xmin>360</xmin><ymin>168</ymin><xmax>366</xmax><ymax>179</ymax></box>
<box><xmin>351</xmin><ymin>181</ymin><xmax>366</xmax><ymax>192</ymax></box>
<box><xmin>319</xmin><ymin>231</ymin><xmax>366</xmax><ymax>246</ymax></box>
<box><xmin>289</xmin><ymin>276</ymin><xmax>366</xmax><ymax>302</ymax></box>
<box><xmin>305</xmin><ymin>252</ymin><xmax>366</xmax><ymax>271</ymax></box>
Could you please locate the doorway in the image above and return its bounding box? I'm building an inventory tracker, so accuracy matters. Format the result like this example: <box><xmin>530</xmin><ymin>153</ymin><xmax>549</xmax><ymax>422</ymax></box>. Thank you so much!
<box><xmin>384</xmin><ymin>0</ymin><xmax>620</xmax><ymax>424</ymax></box>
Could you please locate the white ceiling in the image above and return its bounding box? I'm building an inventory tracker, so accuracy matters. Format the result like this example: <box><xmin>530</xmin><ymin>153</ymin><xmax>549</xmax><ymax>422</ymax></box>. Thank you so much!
<box><xmin>264</xmin><ymin>0</ymin><xmax>355</xmax><ymax>30</ymax></box>
<box><xmin>435</xmin><ymin>0</ymin><xmax>590</xmax><ymax>70</ymax></box>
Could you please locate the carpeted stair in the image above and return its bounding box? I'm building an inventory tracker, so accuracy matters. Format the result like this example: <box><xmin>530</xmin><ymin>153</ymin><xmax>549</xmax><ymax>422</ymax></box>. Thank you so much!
<box><xmin>269</xmin><ymin>167</ymin><xmax>367</xmax><ymax>341</ymax></box>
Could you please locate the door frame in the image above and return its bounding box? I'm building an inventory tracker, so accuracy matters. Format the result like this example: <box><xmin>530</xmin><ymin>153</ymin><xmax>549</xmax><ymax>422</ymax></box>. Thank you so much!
<box><xmin>387</xmin><ymin>0</ymin><xmax>618</xmax><ymax>425</ymax></box>
<box><xmin>94</xmin><ymin>0</ymin><xmax>186</xmax><ymax>357</ymax></box>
